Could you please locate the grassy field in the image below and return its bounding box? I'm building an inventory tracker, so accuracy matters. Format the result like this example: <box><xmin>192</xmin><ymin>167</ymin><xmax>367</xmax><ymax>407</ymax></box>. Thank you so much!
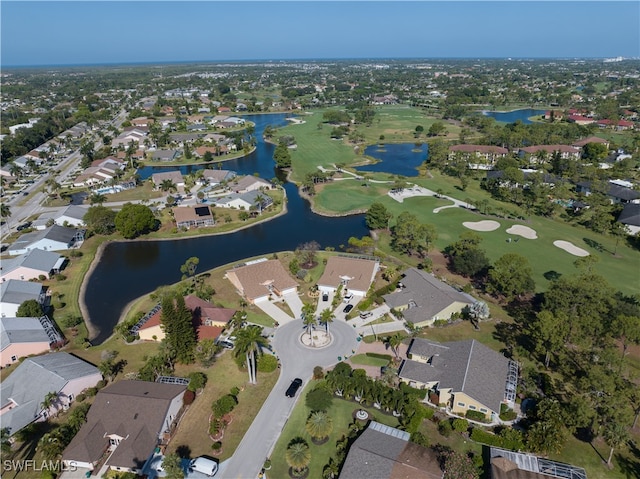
<box><xmin>268</xmin><ymin>379</ymin><xmax>400</xmax><ymax>479</ymax></box>
<box><xmin>348</xmin><ymin>354</ymin><xmax>389</xmax><ymax>367</ymax></box>
<box><xmin>312</xmin><ymin>171</ymin><xmax>639</xmax><ymax>295</ymax></box>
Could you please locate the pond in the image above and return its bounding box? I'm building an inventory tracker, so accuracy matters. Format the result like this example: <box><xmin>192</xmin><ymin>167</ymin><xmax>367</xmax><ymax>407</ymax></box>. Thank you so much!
<box><xmin>482</xmin><ymin>108</ymin><xmax>546</xmax><ymax>125</ymax></box>
<box><xmin>355</xmin><ymin>143</ymin><xmax>427</xmax><ymax>178</ymax></box>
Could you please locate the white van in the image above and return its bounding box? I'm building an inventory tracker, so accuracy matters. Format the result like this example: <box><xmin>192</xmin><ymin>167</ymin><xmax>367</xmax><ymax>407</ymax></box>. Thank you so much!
<box><xmin>189</xmin><ymin>457</ymin><xmax>218</xmax><ymax>477</ymax></box>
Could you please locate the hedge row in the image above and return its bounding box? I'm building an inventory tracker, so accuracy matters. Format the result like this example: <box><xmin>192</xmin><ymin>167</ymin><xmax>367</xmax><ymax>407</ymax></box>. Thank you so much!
<box><xmin>470</xmin><ymin>427</ymin><xmax>522</xmax><ymax>450</ymax></box>
<box><xmin>365</xmin><ymin>352</ymin><xmax>393</xmax><ymax>361</ymax></box>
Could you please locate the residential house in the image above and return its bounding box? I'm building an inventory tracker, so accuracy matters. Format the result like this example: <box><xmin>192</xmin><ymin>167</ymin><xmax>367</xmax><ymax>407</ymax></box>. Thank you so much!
<box><xmin>596</xmin><ymin>119</ymin><xmax>635</xmax><ymax>131</ymax></box>
<box><xmin>150</xmin><ymin>149</ymin><xmax>182</xmax><ymax>162</ymax></box>
<box><xmin>230</xmin><ymin>175</ymin><xmax>272</xmax><ymax>193</ymax></box>
<box><xmin>111</xmin><ymin>128</ymin><xmax>147</xmax><ymax>149</ymax></box>
<box><xmin>617</xmin><ymin>203</ymin><xmax>640</xmax><ymax>235</ymax></box>
<box><xmin>225</xmin><ymin>259</ymin><xmax>298</xmax><ymax>304</ymax></box>
<box><xmin>576</xmin><ymin>180</ymin><xmax>640</xmax><ymax>204</ymax></box>
<box><xmin>0</xmin><ymin>316</ymin><xmax>65</xmax><ymax>366</ymax></box>
<box><xmin>151</xmin><ymin>171</ymin><xmax>185</xmax><ymax>189</ymax></box>
<box><xmin>0</xmin><ymin>279</ymin><xmax>48</xmax><ymax>317</ymax></box>
<box><xmin>73</xmin><ymin>160</ymin><xmax>121</xmax><ymax>187</ymax></box>
<box><xmin>339</xmin><ymin>421</ymin><xmax>443</xmax><ymax>479</ymax></box>
<box><xmin>173</xmin><ymin>206</ymin><xmax>215</xmax><ymax>229</ymax></box>
<box><xmin>571</xmin><ymin>136</ymin><xmax>610</xmax><ymax>149</ymax></box>
<box><xmin>1</xmin><ymin>248</ymin><xmax>65</xmax><ymax>282</ymax></box>
<box><xmin>489</xmin><ymin>447</ymin><xmax>587</xmax><ymax>479</ymax></box>
<box><xmin>91</xmin><ymin>156</ymin><xmax>127</xmax><ymax>171</ymax></box>
<box><xmin>56</xmin><ymin>205</ymin><xmax>88</xmax><ymax>227</ymax></box>
<box><xmin>158</xmin><ymin>117</ymin><xmax>177</xmax><ymax>129</ymax></box>
<box><xmin>448</xmin><ymin>144</ymin><xmax>509</xmax><ymax>170</ymax></box>
<box><xmin>7</xmin><ymin>225</ymin><xmax>85</xmax><ymax>256</ymax></box>
<box><xmin>398</xmin><ymin>338</ymin><xmax>518</xmax><ymax>419</ymax></box>
<box><xmin>317</xmin><ymin>256</ymin><xmax>379</xmax><ymax>297</ymax></box>
<box><xmin>568</xmin><ymin>114</ymin><xmax>595</xmax><ymax>125</ymax></box>
<box><xmin>62</xmin><ymin>380</ymin><xmax>186</xmax><ymax>473</ymax></box>
<box><xmin>0</xmin><ymin>352</ymin><xmax>101</xmax><ymax>435</ymax></box>
<box><xmin>518</xmin><ymin>145</ymin><xmax>580</xmax><ymax>162</ymax></box>
<box><xmin>383</xmin><ymin>268</ymin><xmax>475</xmax><ymax>328</ymax></box>
<box><xmin>169</xmin><ymin>133</ymin><xmax>204</xmax><ymax>144</ymax></box>
<box><xmin>199</xmin><ymin>169</ymin><xmax>236</xmax><ymax>185</ymax></box>
<box><xmin>213</xmin><ymin>190</ymin><xmax>272</xmax><ymax>211</ymax></box>
<box><xmin>130</xmin><ymin>117</ymin><xmax>153</xmax><ymax>127</ymax></box>
<box><xmin>194</xmin><ymin>146</ymin><xmax>230</xmax><ymax>159</ymax></box>
<box><xmin>543</xmin><ymin>110</ymin><xmax>564</xmax><ymax>121</ymax></box>
<box><xmin>137</xmin><ymin>295</ymin><xmax>235</xmax><ymax>342</ymax></box>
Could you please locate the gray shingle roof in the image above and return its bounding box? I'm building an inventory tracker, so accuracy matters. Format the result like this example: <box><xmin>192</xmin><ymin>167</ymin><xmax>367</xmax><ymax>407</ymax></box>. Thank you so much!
<box><xmin>383</xmin><ymin>268</ymin><xmax>474</xmax><ymax>323</ymax></box>
<box><xmin>0</xmin><ymin>279</ymin><xmax>44</xmax><ymax>305</ymax></box>
<box><xmin>339</xmin><ymin>421</ymin><xmax>442</xmax><ymax>479</ymax></box>
<box><xmin>1</xmin><ymin>316</ymin><xmax>51</xmax><ymax>350</ymax></box>
<box><xmin>63</xmin><ymin>380</ymin><xmax>186</xmax><ymax>470</ymax></box>
<box><xmin>8</xmin><ymin>225</ymin><xmax>79</xmax><ymax>253</ymax></box>
<box><xmin>618</xmin><ymin>203</ymin><xmax>640</xmax><ymax>227</ymax></box>
<box><xmin>1</xmin><ymin>249</ymin><xmax>62</xmax><ymax>276</ymax></box>
<box><xmin>399</xmin><ymin>338</ymin><xmax>511</xmax><ymax>413</ymax></box>
<box><xmin>0</xmin><ymin>352</ymin><xmax>100</xmax><ymax>434</ymax></box>
<box><xmin>59</xmin><ymin>205</ymin><xmax>88</xmax><ymax>221</ymax></box>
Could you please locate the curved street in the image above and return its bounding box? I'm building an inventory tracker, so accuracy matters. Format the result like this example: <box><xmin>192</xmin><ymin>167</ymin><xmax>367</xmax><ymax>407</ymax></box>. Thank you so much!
<box><xmin>218</xmin><ymin>319</ymin><xmax>359</xmax><ymax>478</ymax></box>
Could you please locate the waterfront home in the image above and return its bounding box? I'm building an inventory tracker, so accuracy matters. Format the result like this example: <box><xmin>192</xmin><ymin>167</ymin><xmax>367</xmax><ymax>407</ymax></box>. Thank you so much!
<box><xmin>7</xmin><ymin>225</ymin><xmax>85</xmax><ymax>256</ymax></box>
<box><xmin>173</xmin><ymin>205</ymin><xmax>215</xmax><ymax>229</ymax></box>
<box><xmin>151</xmin><ymin>170</ymin><xmax>185</xmax><ymax>189</ymax></box>
<box><xmin>398</xmin><ymin>338</ymin><xmax>518</xmax><ymax>420</ymax></box>
<box><xmin>225</xmin><ymin>259</ymin><xmax>298</xmax><ymax>304</ymax></box>
<box><xmin>137</xmin><ymin>295</ymin><xmax>235</xmax><ymax>342</ymax></box>
<box><xmin>0</xmin><ymin>352</ymin><xmax>101</xmax><ymax>435</ymax></box>
<box><xmin>0</xmin><ymin>316</ymin><xmax>65</xmax><ymax>366</ymax></box>
<box><xmin>62</xmin><ymin>380</ymin><xmax>186</xmax><ymax>474</ymax></box>
<box><xmin>230</xmin><ymin>175</ymin><xmax>272</xmax><ymax>193</ymax></box>
<box><xmin>0</xmin><ymin>279</ymin><xmax>48</xmax><ymax>317</ymax></box>
<box><xmin>56</xmin><ymin>205</ymin><xmax>89</xmax><ymax>227</ymax></box>
<box><xmin>339</xmin><ymin>421</ymin><xmax>443</xmax><ymax>479</ymax></box>
<box><xmin>213</xmin><ymin>190</ymin><xmax>273</xmax><ymax>211</ymax></box>
<box><xmin>150</xmin><ymin>149</ymin><xmax>182</xmax><ymax>162</ymax></box>
<box><xmin>0</xmin><ymin>248</ymin><xmax>65</xmax><ymax>282</ymax></box>
<box><xmin>317</xmin><ymin>255</ymin><xmax>379</xmax><ymax>297</ymax></box>
<box><xmin>383</xmin><ymin>268</ymin><xmax>475</xmax><ymax>328</ymax></box>
<box><xmin>199</xmin><ymin>169</ymin><xmax>236</xmax><ymax>185</ymax></box>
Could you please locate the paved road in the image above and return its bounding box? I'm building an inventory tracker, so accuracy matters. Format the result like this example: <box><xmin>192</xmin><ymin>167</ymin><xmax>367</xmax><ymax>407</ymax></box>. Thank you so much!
<box><xmin>219</xmin><ymin>319</ymin><xmax>359</xmax><ymax>479</ymax></box>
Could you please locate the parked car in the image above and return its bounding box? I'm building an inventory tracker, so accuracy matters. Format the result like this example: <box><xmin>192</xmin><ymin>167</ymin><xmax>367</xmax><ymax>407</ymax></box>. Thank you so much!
<box><xmin>285</xmin><ymin>378</ymin><xmax>303</xmax><ymax>397</ymax></box>
<box><xmin>343</xmin><ymin>292</ymin><xmax>353</xmax><ymax>302</ymax></box>
<box><xmin>359</xmin><ymin>311</ymin><xmax>372</xmax><ymax>319</ymax></box>
<box><xmin>218</xmin><ymin>340</ymin><xmax>234</xmax><ymax>350</ymax></box>
<box><xmin>17</xmin><ymin>222</ymin><xmax>32</xmax><ymax>231</ymax></box>
<box><xmin>189</xmin><ymin>457</ymin><xmax>218</xmax><ymax>477</ymax></box>
<box><xmin>322</xmin><ymin>292</ymin><xmax>329</xmax><ymax>301</ymax></box>
<box><xmin>343</xmin><ymin>304</ymin><xmax>354</xmax><ymax>314</ymax></box>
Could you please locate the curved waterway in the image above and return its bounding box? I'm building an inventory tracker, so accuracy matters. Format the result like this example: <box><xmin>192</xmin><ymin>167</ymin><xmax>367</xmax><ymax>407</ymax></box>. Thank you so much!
<box><xmin>482</xmin><ymin>108</ymin><xmax>546</xmax><ymax>125</ymax></box>
<box><xmin>84</xmin><ymin>114</ymin><xmax>369</xmax><ymax>343</ymax></box>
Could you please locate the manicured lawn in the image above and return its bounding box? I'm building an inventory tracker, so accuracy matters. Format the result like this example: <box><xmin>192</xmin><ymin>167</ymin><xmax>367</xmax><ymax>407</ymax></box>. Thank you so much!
<box><xmin>268</xmin><ymin>380</ymin><xmax>400</xmax><ymax>479</ymax></box>
<box><xmin>98</xmin><ymin>181</ymin><xmax>164</xmax><ymax>202</ymax></box>
<box><xmin>167</xmin><ymin>352</ymin><xmax>280</xmax><ymax>460</ymax></box>
<box><xmin>349</xmin><ymin>354</ymin><xmax>389</xmax><ymax>367</ymax></box>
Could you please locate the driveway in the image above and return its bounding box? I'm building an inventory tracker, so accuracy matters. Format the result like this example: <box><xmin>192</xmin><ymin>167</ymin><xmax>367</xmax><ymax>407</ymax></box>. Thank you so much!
<box><xmin>282</xmin><ymin>290</ymin><xmax>304</xmax><ymax>319</ymax></box>
<box><xmin>219</xmin><ymin>319</ymin><xmax>359</xmax><ymax>478</ymax></box>
<box><xmin>356</xmin><ymin>320</ymin><xmax>409</xmax><ymax>337</ymax></box>
<box><xmin>254</xmin><ymin>299</ymin><xmax>295</xmax><ymax>325</ymax></box>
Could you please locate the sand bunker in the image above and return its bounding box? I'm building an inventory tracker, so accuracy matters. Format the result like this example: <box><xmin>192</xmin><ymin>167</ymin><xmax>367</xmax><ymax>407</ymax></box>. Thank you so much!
<box><xmin>463</xmin><ymin>220</ymin><xmax>501</xmax><ymax>232</ymax></box>
<box><xmin>506</xmin><ymin>225</ymin><xmax>538</xmax><ymax>239</ymax></box>
<box><xmin>553</xmin><ymin>240</ymin><xmax>589</xmax><ymax>257</ymax></box>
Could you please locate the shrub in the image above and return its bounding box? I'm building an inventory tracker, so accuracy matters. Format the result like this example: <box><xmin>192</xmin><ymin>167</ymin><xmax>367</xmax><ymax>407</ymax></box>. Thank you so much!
<box><xmin>188</xmin><ymin>372</ymin><xmax>208</xmax><ymax>391</ymax></box>
<box><xmin>209</xmin><ymin>418</ymin><xmax>227</xmax><ymax>436</ymax></box>
<box><xmin>55</xmin><ymin>274</ymin><xmax>67</xmax><ymax>281</ymax></box>
<box><xmin>313</xmin><ymin>366</ymin><xmax>324</xmax><ymax>379</ymax></box>
<box><xmin>97</xmin><ymin>380</ymin><xmax>107</xmax><ymax>389</ymax></box>
<box><xmin>38</xmin><ymin>274</ymin><xmax>47</xmax><ymax>281</ymax></box>
<box><xmin>183</xmin><ymin>390</ymin><xmax>196</xmax><ymax>405</ymax></box>
<box><xmin>257</xmin><ymin>354</ymin><xmax>278</xmax><ymax>372</ymax></box>
<box><xmin>433</xmin><ymin>319</ymin><xmax>449</xmax><ymax>327</ymax></box>
<box><xmin>85</xmin><ymin>387</ymin><xmax>98</xmax><ymax>397</ymax></box>
<box><xmin>423</xmin><ymin>407</ymin><xmax>435</xmax><ymax>420</ymax></box>
<box><xmin>470</xmin><ymin>427</ymin><xmax>503</xmax><ymax>447</ymax></box>
<box><xmin>466</xmin><ymin>410</ymin><xmax>489</xmax><ymax>422</ymax></box>
<box><xmin>69</xmin><ymin>250</ymin><xmax>83</xmax><ymax>258</ymax></box>
<box><xmin>230</xmin><ymin>386</ymin><xmax>240</xmax><ymax>396</ymax></box>
<box><xmin>452</xmin><ymin>418</ymin><xmax>469</xmax><ymax>433</ymax></box>
<box><xmin>500</xmin><ymin>404</ymin><xmax>518</xmax><ymax>421</ymax></box>
<box><xmin>365</xmin><ymin>352</ymin><xmax>393</xmax><ymax>361</ymax></box>
<box><xmin>306</xmin><ymin>387</ymin><xmax>333</xmax><ymax>412</ymax></box>
<box><xmin>211</xmin><ymin>441</ymin><xmax>222</xmax><ymax>451</ymax></box>
<box><xmin>212</xmin><ymin>394</ymin><xmax>237</xmax><ymax>417</ymax></box>
<box><xmin>411</xmin><ymin>431</ymin><xmax>430</xmax><ymax>447</ymax></box>
<box><xmin>438</xmin><ymin>419</ymin><xmax>453</xmax><ymax>437</ymax></box>
<box><xmin>75</xmin><ymin>393</ymin><xmax>86</xmax><ymax>403</ymax></box>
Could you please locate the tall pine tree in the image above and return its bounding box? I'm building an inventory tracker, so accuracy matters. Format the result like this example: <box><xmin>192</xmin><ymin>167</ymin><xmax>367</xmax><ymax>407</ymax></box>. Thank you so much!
<box><xmin>160</xmin><ymin>294</ymin><xmax>197</xmax><ymax>364</ymax></box>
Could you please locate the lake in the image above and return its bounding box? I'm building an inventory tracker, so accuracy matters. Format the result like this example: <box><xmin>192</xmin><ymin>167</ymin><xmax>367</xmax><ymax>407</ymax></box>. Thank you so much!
<box><xmin>355</xmin><ymin>143</ymin><xmax>427</xmax><ymax>178</ymax></box>
<box><xmin>482</xmin><ymin>108</ymin><xmax>546</xmax><ymax>125</ymax></box>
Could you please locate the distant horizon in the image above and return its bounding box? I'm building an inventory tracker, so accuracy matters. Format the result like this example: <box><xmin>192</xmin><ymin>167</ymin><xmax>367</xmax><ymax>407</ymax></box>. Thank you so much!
<box><xmin>2</xmin><ymin>2</ymin><xmax>638</xmax><ymax>67</ymax></box>
<box><xmin>3</xmin><ymin>55</ymin><xmax>638</xmax><ymax>70</ymax></box>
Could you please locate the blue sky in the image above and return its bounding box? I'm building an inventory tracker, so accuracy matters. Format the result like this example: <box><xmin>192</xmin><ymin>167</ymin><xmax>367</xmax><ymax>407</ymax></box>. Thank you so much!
<box><xmin>1</xmin><ymin>1</ymin><xmax>639</xmax><ymax>66</ymax></box>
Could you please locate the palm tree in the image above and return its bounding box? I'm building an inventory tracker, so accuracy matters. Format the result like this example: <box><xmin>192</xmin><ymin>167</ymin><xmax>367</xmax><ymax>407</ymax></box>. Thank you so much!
<box><xmin>0</xmin><ymin>204</ymin><xmax>11</xmax><ymax>219</ymax></box>
<box><xmin>385</xmin><ymin>333</ymin><xmax>405</xmax><ymax>360</ymax></box>
<box><xmin>41</xmin><ymin>391</ymin><xmax>59</xmax><ymax>417</ymax></box>
<box><xmin>322</xmin><ymin>458</ymin><xmax>340</xmax><ymax>479</ymax></box>
<box><xmin>604</xmin><ymin>422</ymin><xmax>629</xmax><ymax>467</ymax></box>
<box><xmin>254</xmin><ymin>193</ymin><xmax>266</xmax><ymax>214</ymax></box>
<box><xmin>302</xmin><ymin>303</ymin><xmax>316</xmax><ymax>345</ymax></box>
<box><xmin>234</xmin><ymin>325</ymin><xmax>268</xmax><ymax>384</ymax></box>
<box><xmin>305</xmin><ymin>411</ymin><xmax>333</xmax><ymax>441</ymax></box>
<box><xmin>319</xmin><ymin>308</ymin><xmax>335</xmax><ymax>335</ymax></box>
<box><xmin>160</xmin><ymin>179</ymin><xmax>177</xmax><ymax>192</ymax></box>
<box><xmin>285</xmin><ymin>440</ymin><xmax>311</xmax><ymax>475</ymax></box>
<box><xmin>89</xmin><ymin>192</ymin><xmax>107</xmax><ymax>205</ymax></box>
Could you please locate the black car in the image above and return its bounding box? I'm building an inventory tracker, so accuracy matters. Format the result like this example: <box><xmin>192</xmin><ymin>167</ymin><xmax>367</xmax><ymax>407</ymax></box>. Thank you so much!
<box><xmin>343</xmin><ymin>304</ymin><xmax>354</xmax><ymax>314</ymax></box>
<box><xmin>322</xmin><ymin>292</ymin><xmax>329</xmax><ymax>301</ymax></box>
<box><xmin>285</xmin><ymin>378</ymin><xmax>303</xmax><ymax>398</ymax></box>
<box><xmin>17</xmin><ymin>222</ymin><xmax>32</xmax><ymax>231</ymax></box>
